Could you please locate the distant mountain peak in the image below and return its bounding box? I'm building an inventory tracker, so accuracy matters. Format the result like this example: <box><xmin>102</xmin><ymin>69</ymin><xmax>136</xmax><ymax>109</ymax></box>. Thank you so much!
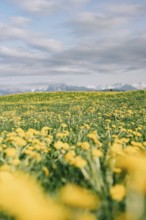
<box><xmin>96</xmin><ymin>82</ymin><xmax>146</xmax><ymax>91</ymax></box>
<box><xmin>0</xmin><ymin>82</ymin><xmax>145</xmax><ymax>96</ymax></box>
<box><xmin>132</xmin><ymin>82</ymin><xmax>146</xmax><ymax>90</ymax></box>
<box><xmin>46</xmin><ymin>83</ymin><xmax>94</xmax><ymax>92</ymax></box>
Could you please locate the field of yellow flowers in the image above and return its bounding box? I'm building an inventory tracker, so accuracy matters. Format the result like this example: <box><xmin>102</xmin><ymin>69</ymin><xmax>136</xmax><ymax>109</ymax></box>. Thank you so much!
<box><xmin>0</xmin><ymin>90</ymin><xmax>146</xmax><ymax>220</ymax></box>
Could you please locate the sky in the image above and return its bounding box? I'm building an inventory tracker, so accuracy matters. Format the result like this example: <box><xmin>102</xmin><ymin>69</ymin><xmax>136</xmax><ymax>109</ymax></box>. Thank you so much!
<box><xmin>0</xmin><ymin>0</ymin><xmax>146</xmax><ymax>89</ymax></box>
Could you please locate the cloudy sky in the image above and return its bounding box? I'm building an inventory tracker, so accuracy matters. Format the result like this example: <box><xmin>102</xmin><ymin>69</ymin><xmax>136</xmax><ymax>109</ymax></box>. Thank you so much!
<box><xmin>0</xmin><ymin>0</ymin><xmax>146</xmax><ymax>88</ymax></box>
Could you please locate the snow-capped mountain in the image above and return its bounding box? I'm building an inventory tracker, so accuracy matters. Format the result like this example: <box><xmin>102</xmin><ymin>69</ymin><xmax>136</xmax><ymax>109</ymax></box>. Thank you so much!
<box><xmin>132</xmin><ymin>82</ymin><xmax>146</xmax><ymax>90</ymax></box>
<box><xmin>95</xmin><ymin>83</ymin><xmax>125</xmax><ymax>91</ymax></box>
<box><xmin>46</xmin><ymin>83</ymin><xmax>92</xmax><ymax>92</ymax></box>
<box><xmin>96</xmin><ymin>82</ymin><xmax>146</xmax><ymax>91</ymax></box>
<box><xmin>0</xmin><ymin>82</ymin><xmax>145</xmax><ymax>95</ymax></box>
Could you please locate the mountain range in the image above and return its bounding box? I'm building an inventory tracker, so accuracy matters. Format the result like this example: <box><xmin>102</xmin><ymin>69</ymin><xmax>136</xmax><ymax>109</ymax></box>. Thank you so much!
<box><xmin>0</xmin><ymin>82</ymin><xmax>146</xmax><ymax>95</ymax></box>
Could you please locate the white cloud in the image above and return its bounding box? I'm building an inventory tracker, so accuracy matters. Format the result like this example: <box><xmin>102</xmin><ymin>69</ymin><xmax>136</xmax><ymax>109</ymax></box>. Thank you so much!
<box><xmin>68</xmin><ymin>11</ymin><xmax>129</xmax><ymax>37</ymax></box>
<box><xmin>12</xmin><ymin>0</ymin><xmax>89</xmax><ymax>14</ymax></box>
<box><xmin>105</xmin><ymin>3</ymin><xmax>146</xmax><ymax>16</ymax></box>
<box><xmin>30</xmin><ymin>38</ymin><xmax>63</xmax><ymax>52</ymax></box>
<box><xmin>0</xmin><ymin>21</ymin><xmax>63</xmax><ymax>53</ymax></box>
<box><xmin>0</xmin><ymin>23</ymin><xmax>28</xmax><ymax>39</ymax></box>
<box><xmin>10</xmin><ymin>16</ymin><xmax>31</xmax><ymax>26</ymax></box>
<box><xmin>12</xmin><ymin>0</ymin><xmax>58</xmax><ymax>13</ymax></box>
<box><xmin>0</xmin><ymin>46</ymin><xmax>47</xmax><ymax>60</ymax></box>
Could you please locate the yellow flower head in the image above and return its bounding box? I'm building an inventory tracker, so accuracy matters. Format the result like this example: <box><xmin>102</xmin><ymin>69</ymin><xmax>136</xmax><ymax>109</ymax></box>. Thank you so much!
<box><xmin>42</xmin><ymin>166</ymin><xmax>49</xmax><ymax>177</ymax></box>
<box><xmin>87</xmin><ymin>132</ymin><xmax>102</xmax><ymax>147</ymax></box>
<box><xmin>61</xmin><ymin>123</ymin><xmax>67</xmax><ymax>128</ymax></box>
<box><xmin>76</xmin><ymin>213</ymin><xmax>97</xmax><ymax>220</ymax></box>
<box><xmin>64</xmin><ymin>150</ymin><xmax>76</xmax><ymax>162</ymax></box>
<box><xmin>78</xmin><ymin>142</ymin><xmax>90</xmax><ymax>151</ymax></box>
<box><xmin>60</xmin><ymin>184</ymin><xmax>99</xmax><ymax>209</ymax></box>
<box><xmin>92</xmin><ymin>149</ymin><xmax>103</xmax><ymax>158</ymax></box>
<box><xmin>5</xmin><ymin>148</ymin><xmax>16</xmax><ymax>157</ymax></box>
<box><xmin>71</xmin><ymin>156</ymin><xmax>87</xmax><ymax>169</ymax></box>
<box><xmin>12</xmin><ymin>159</ymin><xmax>21</xmax><ymax>166</ymax></box>
<box><xmin>54</xmin><ymin>141</ymin><xmax>64</xmax><ymax>150</ymax></box>
<box><xmin>110</xmin><ymin>184</ymin><xmax>126</xmax><ymax>201</ymax></box>
<box><xmin>0</xmin><ymin>171</ymin><xmax>68</xmax><ymax>220</ymax></box>
<box><xmin>12</xmin><ymin>137</ymin><xmax>27</xmax><ymax>148</ymax></box>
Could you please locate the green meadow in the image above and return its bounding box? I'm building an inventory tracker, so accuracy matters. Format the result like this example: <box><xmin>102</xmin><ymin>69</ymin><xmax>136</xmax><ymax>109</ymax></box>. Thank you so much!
<box><xmin>0</xmin><ymin>90</ymin><xmax>146</xmax><ymax>220</ymax></box>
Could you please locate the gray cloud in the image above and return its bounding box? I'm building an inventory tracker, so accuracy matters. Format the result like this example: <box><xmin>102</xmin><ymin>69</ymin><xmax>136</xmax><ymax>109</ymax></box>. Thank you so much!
<box><xmin>67</xmin><ymin>1</ymin><xmax>146</xmax><ymax>38</ymax></box>
<box><xmin>0</xmin><ymin>1</ymin><xmax>146</xmax><ymax>87</ymax></box>
<box><xmin>0</xmin><ymin>27</ymin><xmax>146</xmax><ymax>78</ymax></box>
<box><xmin>46</xmin><ymin>30</ymin><xmax>146</xmax><ymax>75</ymax></box>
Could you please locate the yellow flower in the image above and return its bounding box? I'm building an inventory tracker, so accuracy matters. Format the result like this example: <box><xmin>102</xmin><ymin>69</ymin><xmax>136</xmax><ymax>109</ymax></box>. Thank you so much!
<box><xmin>115</xmin><ymin>138</ymin><xmax>129</xmax><ymax>144</ymax></box>
<box><xmin>115</xmin><ymin>154</ymin><xmax>146</xmax><ymax>193</ymax></box>
<box><xmin>105</xmin><ymin>119</ymin><xmax>111</xmax><ymax>123</ymax></box>
<box><xmin>0</xmin><ymin>164</ymin><xmax>11</xmax><ymax>171</ymax></box>
<box><xmin>123</xmin><ymin>146</ymin><xmax>139</xmax><ymax>155</ymax></box>
<box><xmin>12</xmin><ymin>159</ymin><xmax>21</xmax><ymax>166</ymax></box>
<box><xmin>54</xmin><ymin>141</ymin><xmax>64</xmax><ymax>150</ymax></box>
<box><xmin>54</xmin><ymin>141</ymin><xmax>69</xmax><ymax>151</ymax></box>
<box><xmin>131</xmin><ymin>141</ymin><xmax>143</xmax><ymax>148</ymax></box>
<box><xmin>31</xmin><ymin>152</ymin><xmax>42</xmax><ymax>162</ymax></box>
<box><xmin>64</xmin><ymin>150</ymin><xmax>76</xmax><ymax>162</ymax></box>
<box><xmin>5</xmin><ymin>148</ymin><xmax>16</xmax><ymax>157</ymax></box>
<box><xmin>0</xmin><ymin>171</ymin><xmax>68</xmax><ymax>220</ymax></box>
<box><xmin>56</xmin><ymin>132</ymin><xmax>64</xmax><ymax>138</ymax></box>
<box><xmin>92</xmin><ymin>149</ymin><xmax>103</xmax><ymax>158</ymax></box>
<box><xmin>87</xmin><ymin>132</ymin><xmax>102</xmax><ymax>147</ymax></box>
<box><xmin>61</xmin><ymin>123</ymin><xmax>67</xmax><ymax>128</ymax></box>
<box><xmin>45</xmin><ymin>137</ymin><xmax>53</xmax><ymax>144</ymax></box>
<box><xmin>115</xmin><ymin>213</ymin><xmax>134</xmax><ymax>220</ymax></box>
<box><xmin>63</xmin><ymin>131</ymin><xmax>69</xmax><ymax>137</ymax></box>
<box><xmin>78</xmin><ymin>142</ymin><xmax>90</xmax><ymax>151</ymax></box>
<box><xmin>133</xmin><ymin>131</ymin><xmax>142</xmax><ymax>137</ymax></box>
<box><xmin>71</xmin><ymin>156</ymin><xmax>87</xmax><ymax>168</ymax></box>
<box><xmin>0</xmin><ymin>137</ymin><xmax>3</xmax><ymax>143</ymax></box>
<box><xmin>109</xmin><ymin>144</ymin><xmax>124</xmax><ymax>157</ymax></box>
<box><xmin>62</xmin><ymin>143</ymin><xmax>69</xmax><ymax>150</ymax></box>
<box><xmin>60</xmin><ymin>184</ymin><xmax>99</xmax><ymax>209</ymax></box>
<box><xmin>16</xmin><ymin>128</ymin><xmax>25</xmax><ymax>138</ymax></box>
<box><xmin>42</xmin><ymin>166</ymin><xmax>49</xmax><ymax>177</ymax></box>
<box><xmin>83</xmin><ymin>124</ymin><xmax>90</xmax><ymax>129</ymax></box>
<box><xmin>41</xmin><ymin>126</ymin><xmax>51</xmax><ymax>133</ymax></box>
<box><xmin>12</xmin><ymin>137</ymin><xmax>27</xmax><ymax>148</ymax></box>
<box><xmin>76</xmin><ymin>213</ymin><xmax>97</xmax><ymax>220</ymax></box>
<box><xmin>110</xmin><ymin>184</ymin><xmax>126</xmax><ymax>201</ymax></box>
